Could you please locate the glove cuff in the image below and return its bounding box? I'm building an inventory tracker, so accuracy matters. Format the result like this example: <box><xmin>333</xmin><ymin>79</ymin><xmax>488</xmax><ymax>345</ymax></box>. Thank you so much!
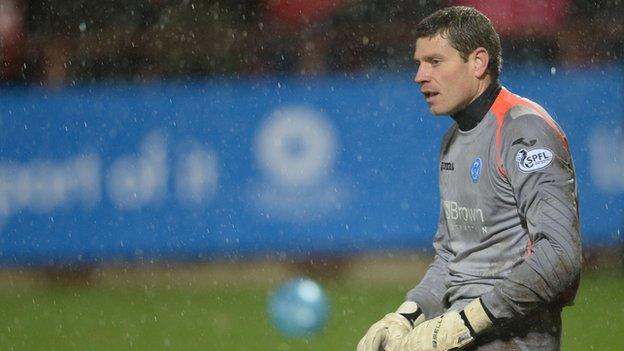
<box><xmin>461</xmin><ymin>298</ymin><xmax>493</xmax><ymax>336</ymax></box>
<box><xmin>395</xmin><ymin>301</ymin><xmax>425</xmax><ymax>327</ymax></box>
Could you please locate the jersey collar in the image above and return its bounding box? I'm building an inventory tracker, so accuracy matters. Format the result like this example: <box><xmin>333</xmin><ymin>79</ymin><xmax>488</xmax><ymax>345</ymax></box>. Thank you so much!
<box><xmin>451</xmin><ymin>81</ymin><xmax>502</xmax><ymax>131</ymax></box>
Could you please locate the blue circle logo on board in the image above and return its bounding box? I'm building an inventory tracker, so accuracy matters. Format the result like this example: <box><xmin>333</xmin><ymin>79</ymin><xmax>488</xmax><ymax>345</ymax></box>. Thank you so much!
<box><xmin>470</xmin><ymin>157</ymin><xmax>482</xmax><ymax>183</ymax></box>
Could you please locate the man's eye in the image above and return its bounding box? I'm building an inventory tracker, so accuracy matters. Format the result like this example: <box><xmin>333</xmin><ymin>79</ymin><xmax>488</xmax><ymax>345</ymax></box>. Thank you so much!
<box><xmin>431</xmin><ymin>59</ymin><xmax>441</xmax><ymax>65</ymax></box>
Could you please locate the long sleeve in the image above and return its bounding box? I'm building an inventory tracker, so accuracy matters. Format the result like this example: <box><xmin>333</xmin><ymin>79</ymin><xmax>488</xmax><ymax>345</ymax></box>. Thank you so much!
<box><xmin>406</xmin><ymin>209</ymin><xmax>452</xmax><ymax>319</ymax></box>
<box><xmin>480</xmin><ymin>111</ymin><xmax>582</xmax><ymax>321</ymax></box>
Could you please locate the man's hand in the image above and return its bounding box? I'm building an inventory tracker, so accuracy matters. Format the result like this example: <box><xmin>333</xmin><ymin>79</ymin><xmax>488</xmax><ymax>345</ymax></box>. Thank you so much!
<box><xmin>397</xmin><ymin>298</ymin><xmax>492</xmax><ymax>351</ymax></box>
<box><xmin>357</xmin><ymin>301</ymin><xmax>425</xmax><ymax>351</ymax></box>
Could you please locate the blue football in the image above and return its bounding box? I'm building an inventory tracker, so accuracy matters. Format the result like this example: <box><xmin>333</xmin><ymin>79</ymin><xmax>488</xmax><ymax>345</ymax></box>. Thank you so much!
<box><xmin>268</xmin><ymin>277</ymin><xmax>330</xmax><ymax>338</ymax></box>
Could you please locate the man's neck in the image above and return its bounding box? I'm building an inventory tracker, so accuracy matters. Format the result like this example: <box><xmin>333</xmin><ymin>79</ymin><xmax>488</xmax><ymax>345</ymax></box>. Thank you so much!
<box><xmin>451</xmin><ymin>81</ymin><xmax>501</xmax><ymax>131</ymax></box>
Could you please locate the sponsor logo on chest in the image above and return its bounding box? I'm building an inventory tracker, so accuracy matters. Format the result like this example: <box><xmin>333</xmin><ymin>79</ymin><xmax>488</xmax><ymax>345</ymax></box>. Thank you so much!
<box><xmin>443</xmin><ymin>200</ymin><xmax>484</xmax><ymax>222</ymax></box>
<box><xmin>442</xmin><ymin>200</ymin><xmax>488</xmax><ymax>235</ymax></box>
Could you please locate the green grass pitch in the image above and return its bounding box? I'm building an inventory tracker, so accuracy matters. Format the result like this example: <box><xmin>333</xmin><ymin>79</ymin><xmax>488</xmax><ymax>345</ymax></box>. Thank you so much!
<box><xmin>0</xmin><ymin>270</ymin><xmax>621</xmax><ymax>350</ymax></box>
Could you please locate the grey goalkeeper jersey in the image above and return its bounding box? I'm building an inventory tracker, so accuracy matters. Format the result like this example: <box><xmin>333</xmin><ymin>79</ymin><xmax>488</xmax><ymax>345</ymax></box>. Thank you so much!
<box><xmin>407</xmin><ymin>87</ymin><xmax>581</xmax><ymax>350</ymax></box>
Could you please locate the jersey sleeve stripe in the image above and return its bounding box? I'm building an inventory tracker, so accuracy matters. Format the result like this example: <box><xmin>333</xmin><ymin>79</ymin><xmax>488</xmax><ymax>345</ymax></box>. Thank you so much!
<box><xmin>489</xmin><ymin>87</ymin><xmax>569</xmax><ymax>178</ymax></box>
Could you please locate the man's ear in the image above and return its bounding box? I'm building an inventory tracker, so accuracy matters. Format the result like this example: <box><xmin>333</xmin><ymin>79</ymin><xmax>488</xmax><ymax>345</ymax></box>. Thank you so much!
<box><xmin>473</xmin><ymin>48</ymin><xmax>489</xmax><ymax>78</ymax></box>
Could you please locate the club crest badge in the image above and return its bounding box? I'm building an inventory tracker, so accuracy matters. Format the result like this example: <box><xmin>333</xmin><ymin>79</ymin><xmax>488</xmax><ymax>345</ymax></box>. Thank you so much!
<box><xmin>470</xmin><ymin>157</ymin><xmax>482</xmax><ymax>183</ymax></box>
<box><xmin>516</xmin><ymin>148</ymin><xmax>553</xmax><ymax>172</ymax></box>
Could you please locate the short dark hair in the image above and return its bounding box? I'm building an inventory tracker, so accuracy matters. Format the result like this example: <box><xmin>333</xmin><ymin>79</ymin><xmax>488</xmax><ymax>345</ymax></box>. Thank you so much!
<box><xmin>415</xmin><ymin>6</ymin><xmax>502</xmax><ymax>80</ymax></box>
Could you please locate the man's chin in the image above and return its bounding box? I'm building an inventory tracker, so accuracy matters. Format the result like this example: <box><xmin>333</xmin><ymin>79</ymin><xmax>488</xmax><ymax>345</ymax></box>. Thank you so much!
<box><xmin>428</xmin><ymin>107</ymin><xmax>447</xmax><ymax>116</ymax></box>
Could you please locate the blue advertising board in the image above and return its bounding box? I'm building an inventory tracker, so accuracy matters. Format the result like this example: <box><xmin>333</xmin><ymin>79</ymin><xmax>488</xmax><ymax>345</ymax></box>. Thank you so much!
<box><xmin>0</xmin><ymin>67</ymin><xmax>622</xmax><ymax>266</ymax></box>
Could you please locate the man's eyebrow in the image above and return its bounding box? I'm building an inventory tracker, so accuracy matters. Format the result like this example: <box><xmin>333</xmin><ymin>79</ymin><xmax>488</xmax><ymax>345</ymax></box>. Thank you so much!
<box><xmin>414</xmin><ymin>55</ymin><xmax>439</xmax><ymax>63</ymax></box>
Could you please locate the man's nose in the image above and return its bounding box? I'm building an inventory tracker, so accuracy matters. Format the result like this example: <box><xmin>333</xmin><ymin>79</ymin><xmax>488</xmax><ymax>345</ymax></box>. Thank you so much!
<box><xmin>414</xmin><ymin>66</ymin><xmax>429</xmax><ymax>84</ymax></box>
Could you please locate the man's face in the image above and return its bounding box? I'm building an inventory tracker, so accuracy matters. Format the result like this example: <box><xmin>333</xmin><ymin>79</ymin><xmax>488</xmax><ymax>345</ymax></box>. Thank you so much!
<box><xmin>413</xmin><ymin>34</ymin><xmax>480</xmax><ymax>116</ymax></box>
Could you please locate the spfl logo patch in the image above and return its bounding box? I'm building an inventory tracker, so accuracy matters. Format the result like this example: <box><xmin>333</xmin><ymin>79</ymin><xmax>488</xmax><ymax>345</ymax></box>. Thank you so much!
<box><xmin>470</xmin><ymin>158</ymin><xmax>482</xmax><ymax>183</ymax></box>
<box><xmin>516</xmin><ymin>148</ymin><xmax>553</xmax><ymax>172</ymax></box>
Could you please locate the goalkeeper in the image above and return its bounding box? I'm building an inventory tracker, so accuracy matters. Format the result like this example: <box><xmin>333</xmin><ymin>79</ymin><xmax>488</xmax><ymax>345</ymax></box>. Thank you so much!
<box><xmin>358</xmin><ymin>6</ymin><xmax>581</xmax><ymax>351</ymax></box>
